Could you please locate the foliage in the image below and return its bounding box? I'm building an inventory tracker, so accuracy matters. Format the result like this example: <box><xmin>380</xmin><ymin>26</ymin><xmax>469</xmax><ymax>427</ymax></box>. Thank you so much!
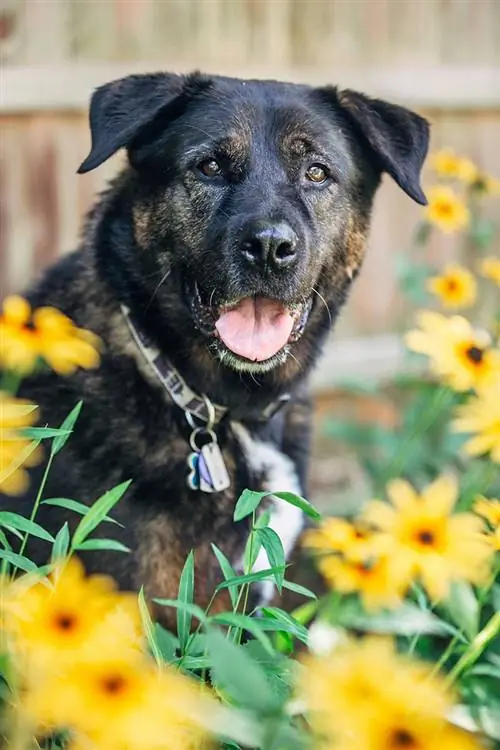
<box><xmin>1</xmin><ymin>150</ymin><xmax>499</xmax><ymax>749</ymax></box>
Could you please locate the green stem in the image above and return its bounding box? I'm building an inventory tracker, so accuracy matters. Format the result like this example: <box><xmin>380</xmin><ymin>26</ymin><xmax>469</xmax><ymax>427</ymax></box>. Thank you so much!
<box><xmin>381</xmin><ymin>386</ymin><xmax>452</xmax><ymax>486</ymax></box>
<box><xmin>444</xmin><ymin>611</ymin><xmax>500</xmax><ymax>688</ymax></box>
<box><xmin>16</xmin><ymin>451</ymin><xmax>55</xmax><ymax>563</ymax></box>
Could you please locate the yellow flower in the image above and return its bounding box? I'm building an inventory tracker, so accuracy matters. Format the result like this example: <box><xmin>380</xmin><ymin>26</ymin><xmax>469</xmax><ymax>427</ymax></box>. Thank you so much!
<box><xmin>426</xmin><ymin>265</ymin><xmax>477</xmax><ymax>310</ymax></box>
<box><xmin>452</xmin><ymin>383</ymin><xmax>500</xmax><ymax>462</ymax></box>
<box><xmin>405</xmin><ymin>311</ymin><xmax>500</xmax><ymax>391</ymax></box>
<box><xmin>25</xmin><ymin>656</ymin><xmax>211</xmax><ymax>750</ymax></box>
<box><xmin>478</xmin><ymin>256</ymin><xmax>500</xmax><ymax>286</ymax></box>
<box><xmin>425</xmin><ymin>186</ymin><xmax>470</xmax><ymax>233</ymax></box>
<box><xmin>0</xmin><ymin>392</ymin><xmax>42</xmax><ymax>496</ymax></box>
<box><xmin>456</xmin><ymin>157</ymin><xmax>480</xmax><ymax>184</ymax></box>
<box><xmin>300</xmin><ymin>637</ymin><xmax>481</xmax><ymax>750</ymax></box>
<box><xmin>363</xmin><ymin>476</ymin><xmax>493</xmax><ymax>601</ymax></box>
<box><xmin>4</xmin><ymin>557</ymin><xmax>126</xmax><ymax>671</ymax></box>
<box><xmin>430</xmin><ymin>149</ymin><xmax>480</xmax><ymax>185</ymax></box>
<box><xmin>0</xmin><ymin>296</ymin><xmax>40</xmax><ymax>374</ymax></box>
<box><xmin>473</xmin><ymin>496</ymin><xmax>500</xmax><ymax>528</ymax></box>
<box><xmin>33</xmin><ymin>306</ymin><xmax>101</xmax><ymax>375</ymax></box>
<box><xmin>303</xmin><ymin>519</ymin><xmax>408</xmax><ymax>610</ymax></box>
<box><xmin>0</xmin><ymin>295</ymin><xmax>101</xmax><ymax>375</ymax></box>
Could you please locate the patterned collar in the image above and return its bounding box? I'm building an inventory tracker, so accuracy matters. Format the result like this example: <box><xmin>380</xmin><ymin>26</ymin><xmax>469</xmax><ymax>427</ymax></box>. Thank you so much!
<box><xmin>121</xmin><ymin>305</ymin><xmax>290</xmax><ymax>426</ymax></box>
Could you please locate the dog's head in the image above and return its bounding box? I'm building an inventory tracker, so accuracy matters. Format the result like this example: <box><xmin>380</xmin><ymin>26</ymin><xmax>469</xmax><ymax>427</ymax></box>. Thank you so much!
<box><xmin>80</xmin><ymin>72</ymin><xmax>429</xmax><ymax>380</ymax></box>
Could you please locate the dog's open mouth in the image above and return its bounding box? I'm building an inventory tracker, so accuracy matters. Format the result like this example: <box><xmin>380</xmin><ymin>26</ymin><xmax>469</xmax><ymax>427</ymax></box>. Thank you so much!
<box><xmin>187</xmin><ymin>282</ymin><xmax>312</xmax><ymax>365</ymax></box>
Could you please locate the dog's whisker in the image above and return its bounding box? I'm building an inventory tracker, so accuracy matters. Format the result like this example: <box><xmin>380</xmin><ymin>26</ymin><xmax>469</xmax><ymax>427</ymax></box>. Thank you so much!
<box><xmin>209</xmin><ymin>288</ymin><xmax>216</xmax><ymax>308</ymax></box>
<box><xmin>287</xmin><ymin>350</ymin><xmax>302</xmax><ymax>371</ymax></box>
<box><xmin>145</xmin><ymin>269</ymin><xmax>172</xmax><ymax>311</ymax></box>
<box><xmin>312</xmin><ymin>287</ymin><xmax>332</xmax><ymax>326</ymax></box>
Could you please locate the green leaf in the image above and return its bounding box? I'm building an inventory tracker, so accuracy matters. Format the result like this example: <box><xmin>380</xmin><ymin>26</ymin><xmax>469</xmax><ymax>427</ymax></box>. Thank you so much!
<box><xmin>211</xmin><ymin>543</ymin><xmax>238</xmax><ymax>609</ymax></box>
<box><xmin>234</xmin><ymin>488</ymin><xmax>320</xmax><ymax>522</ymax></box>
<box><xmin>272</xmin><ymin>491</ymin><xmax>321</xmax><ymax>520</ymax></box>
<box><xmin>338</xmin><ymin>601</ymin><xmax>453</xmax><ymax>637</ymax></box>
<box><xmin>215</xmin><ymin>566</ymin><xmax>287</xmax><ymax>593</ymax></box>
<box><xmin>282</xmin><ymin>579</ymin><xmax>317</xmax><ymax>600</ymax></box>
<box><xmin>42</xmin><ymin>497</ymin><xmax>121</xmax><ymax>525</ymax></box>
<box><xmin>256</xmin><ymin>527</ymin><xmax>286</xmax><ymax>591</ymax></box>
<box><xmin>51</xmin><ymin>523</ymin><xmax>70</xmax><ymax>562</ymax></box>
<box><xmin>153</xmin><ymin>623</ymin><xmax>179</xmax><ymax>663</ymax></box>
<box><xmin>138</xmin><ymin>587</ymin><xmax>162</xmax><ymax>665</ymax></box>
<box><xmin>206</xmin><ymin>628</ymin><xmax>279</xmax><ymax>712</ymax></box>
<box><xmin>255</xmin><ymin>508</ymin><xmax>272</xmax><ymax>529</ymax></box>
<box><xmin>51</xmin><ymin>401</ymin><xmax>83</xmax><ymax>455</ymax></box>
<box><xmin>0</xmin><ymin>549</ymin><xmax>38</xmax><ymax>574</ymax></box>
<box><xmin>243</xmin><ymin>530</ymin><xmax>262</xmax><ymax>573</ymax></box>
<box><xmin>177</xmin><ymin>551</ymin><xmax>195</xmax><ymax>654</ymax></box>
<box><xmin>71</xmin><ymin>480</ymin><xmax>131</xmax><ymax>548</ymax></box>
<box><xmin>0</xmin><ymin>511</ymin><xmax>54</xmax><ymax>542</ymax></box>
<box><xmin>210</xmin><ymin>612</ymin><xmax>275</xmax><ymax>655</ymax></box>
<box><xmin>74</xmin><ymin>538</ymin><xmax>130</xmax><ymax>553</ymax></box>
<box><xmin>260</xmin><ymin>607</ymin><xmax>309</xmax><ymax>645</ymax></box>
<box><xmin>153</xmin><ymin>598</ymin><xmax>208</xmax><ymax>625</ymax></box>
<box><xmin>0</xmin><ymin>529</ymin><xmax>12</xmax><ymax>549</ymax></box>
<box><xmin>22</xmin><ymin>427</ymin><xmax>72</xmax><ymax>440</ymax></box>
<box><xmin>444</xmin><ymin>582</ymin><xmax>479</xmax><ymax>640</ymax></box>
<box><xmin>233</xmin><ymin>489</ymin><xmax>266</xmax><ymax>522</ymax></box>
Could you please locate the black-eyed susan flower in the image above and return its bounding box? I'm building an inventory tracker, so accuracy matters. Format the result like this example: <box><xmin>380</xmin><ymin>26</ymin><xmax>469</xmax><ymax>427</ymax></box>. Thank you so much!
<box><xmin>25</xmin><ymin>656</ymin><xmax>212</xmax><ymax>750</ymax></box>
<box><xmin>425</xmin><ymin>186</ymin><xmax>470</xmax><ymax>234</ymax></box>
<box><xmin>405</xmin><ymin>311</ymin><xmax>500</xmax><ymax>391</ymax></box>
<box><xmin>0</xmin><ymin>392</ymin><xmax>42</xmax><ymax>496</ymax></box>
<box><xmin>477</xmin><ymin>256</ymin><xmax>500</xmax><ymax>286</ymax></box>
<box><xmin>0</xmin><ymin>295</ymin><xmax>101</xmax><ymax>376</ymax></box>
<box><xmin>426</xmin><ymin>264</ymin><xmax>477</xmax><ymax>310</ymax></box>
<box><xmin>453</xmin><ymin>383</ymin><xmax>500</xmax><ymax>463</ymax></box>
<box><xmin>0</xmin><ymin>296</ymin><xmax>40</xmax><ymax>374</ymax></box>
<box><xmin>363</xmin><ymin>476</ymin><xmax>493</xmax><ymax>602</ymax></box>
<box><xmin>430</xmin><ymin>148</ymin><xmax>482</xmax><ymax>187</ymax></box>
<box><xmin>300</xmin><ymin>637</ymin><xmax>481</xmax><ymax>750</ymax></box>
<box><xmin>303</xmin><ymin>519</ymin><xmax>408</xmax><ymax>610</ymax></box>
<box><xmin>4</xmin><ymin>557</ymin><xmax>125</xmax><ymax>671</ymax></box>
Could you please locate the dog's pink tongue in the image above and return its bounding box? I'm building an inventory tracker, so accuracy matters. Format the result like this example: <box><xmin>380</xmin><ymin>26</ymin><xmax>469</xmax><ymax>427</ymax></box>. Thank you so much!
<box><xmin>215</xmin><ymin>297</ymin><xmax>294</xmax><ymax>362</ymax></box>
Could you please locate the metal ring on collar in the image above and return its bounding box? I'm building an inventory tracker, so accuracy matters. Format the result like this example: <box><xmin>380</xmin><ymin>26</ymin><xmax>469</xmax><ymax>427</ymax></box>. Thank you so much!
<box><xmin>189</xmin><ymin>427</ymin><xmax>216</xmax><ymax>452</ymax></box>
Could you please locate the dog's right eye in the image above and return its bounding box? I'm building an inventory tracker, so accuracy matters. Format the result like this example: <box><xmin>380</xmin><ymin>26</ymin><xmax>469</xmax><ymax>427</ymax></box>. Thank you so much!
<box><xmin>197</xmin><ymin>159</ymin><xmax>223</xmax><ymax>178</ymax></box>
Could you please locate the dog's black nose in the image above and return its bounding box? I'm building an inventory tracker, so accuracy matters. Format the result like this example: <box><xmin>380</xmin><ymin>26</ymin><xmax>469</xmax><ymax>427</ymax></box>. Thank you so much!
<box><xmin>241</xmin><ymin>221</ymin><xmax>298</xmax><ymax>273</ymax></box>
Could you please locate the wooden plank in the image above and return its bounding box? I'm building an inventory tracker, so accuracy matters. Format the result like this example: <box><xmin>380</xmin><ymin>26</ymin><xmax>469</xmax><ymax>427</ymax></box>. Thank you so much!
<box><xmin>2</xmin><ymin>62</ymin><xmax>500</xmax><ymax>112</ymax></box>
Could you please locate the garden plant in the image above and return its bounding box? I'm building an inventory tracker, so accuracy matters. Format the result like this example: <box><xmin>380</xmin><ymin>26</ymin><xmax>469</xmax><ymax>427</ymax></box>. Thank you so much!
<box><xmin>0</xmin><ymin>149</ymin><xmax>499</xmax><ymax>749</ymax></box>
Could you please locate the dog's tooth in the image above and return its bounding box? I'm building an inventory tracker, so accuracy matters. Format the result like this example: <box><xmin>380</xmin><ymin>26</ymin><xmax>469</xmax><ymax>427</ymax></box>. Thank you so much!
<box><xmin>346</xmin><ymin>265</ymin><xmax>356</xmax><ymax>280</ymax></box>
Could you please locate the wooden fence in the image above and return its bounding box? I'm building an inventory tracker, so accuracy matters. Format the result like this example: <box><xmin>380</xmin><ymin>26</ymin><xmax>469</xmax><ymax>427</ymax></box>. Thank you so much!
<box><xmin>1</xmin><ymin>0</ymin><xmax>499</xmax><ymax>384</ymax></box>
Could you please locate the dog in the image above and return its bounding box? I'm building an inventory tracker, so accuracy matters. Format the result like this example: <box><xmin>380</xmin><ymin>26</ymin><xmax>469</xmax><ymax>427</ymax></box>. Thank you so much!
<box><xmin>1</xmin><ymin>71</ymin><xmax>429</xmax><ymax>628</ymax></box>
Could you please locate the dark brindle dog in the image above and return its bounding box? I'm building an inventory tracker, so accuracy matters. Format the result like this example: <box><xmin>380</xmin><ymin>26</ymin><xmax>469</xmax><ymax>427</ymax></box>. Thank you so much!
<box><xmin>1</xmin><ymin>72</ymin><xmax>429</xmax><ymax>627</ymax></box>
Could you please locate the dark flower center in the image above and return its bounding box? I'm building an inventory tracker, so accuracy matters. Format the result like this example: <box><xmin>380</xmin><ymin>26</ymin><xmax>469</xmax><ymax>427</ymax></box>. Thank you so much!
<box><xmin>101</xmin><ymin>675</ymin><xmax>127</xmax><ymax>695</ymax></box>
<box><xmin>391</xmin><ymin>728</ymin><xmax>418</xmax><ymax>748</ymax></box>
<box><xmin>466</xmin><ymin>346</ymin><xmax>484</xmax><ymax>364</ymax></box>
<box><xmin>55</xmin><ymin>612</ymin><xmax>77</xmax><ymax>632</ymax></box>
<box><xmin>416</xmin><ymin>529</ymin><xmax>435</xmax><ymax>546</ymax></box>
<box><xmin>446</xmin><ymin>279</ymin><xmax>458</xmax><ymax>292</ymax></box>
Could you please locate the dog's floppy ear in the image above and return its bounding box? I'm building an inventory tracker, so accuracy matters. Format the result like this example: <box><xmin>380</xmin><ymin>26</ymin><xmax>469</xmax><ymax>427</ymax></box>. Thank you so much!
<box><xmin>78</xmin><ymin>72</ymin><xmax>209</xmax><ymax>174</ymax></box>
<box><xmin>334</xmin><ymin>88</ymin><xmax>430</xmax><ymax>205</ymax></box>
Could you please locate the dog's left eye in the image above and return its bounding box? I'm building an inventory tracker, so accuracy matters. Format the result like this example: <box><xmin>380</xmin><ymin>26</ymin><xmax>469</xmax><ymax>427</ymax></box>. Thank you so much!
<box><xmin>305</xmin><ymin>163</ymin><xmax>329</xmax><ymax>184</ymax></box>
<box><xmin>198</xmin><ymin>158</ymin><xmax>223</xmax><ymax>178</ymax></box>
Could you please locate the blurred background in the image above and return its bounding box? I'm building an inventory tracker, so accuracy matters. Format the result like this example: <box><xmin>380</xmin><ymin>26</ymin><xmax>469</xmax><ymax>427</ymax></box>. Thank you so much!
<box><xmin>1</xmin><ymin>0</ymin><xmax>499</xmax><ymax>507</ymax></box>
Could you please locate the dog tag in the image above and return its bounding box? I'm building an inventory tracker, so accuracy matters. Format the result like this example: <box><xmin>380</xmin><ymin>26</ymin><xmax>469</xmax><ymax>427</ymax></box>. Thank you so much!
<box><xmin>199</xmin><ymin>440</ymin><xmax>231</xmax><ymax>493</ymax></box>
<box><xmin>186</xmin><ymin>431</ymin><xmax>230</xmax><ymax>493</ymax></box>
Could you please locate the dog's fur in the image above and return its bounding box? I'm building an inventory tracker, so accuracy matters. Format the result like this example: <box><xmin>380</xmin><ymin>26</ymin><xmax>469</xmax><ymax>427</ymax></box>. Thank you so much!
<box><xmin>1</xmin><ymin>72</ymin><xmax>429</xmax><ymax>628</ymax></box>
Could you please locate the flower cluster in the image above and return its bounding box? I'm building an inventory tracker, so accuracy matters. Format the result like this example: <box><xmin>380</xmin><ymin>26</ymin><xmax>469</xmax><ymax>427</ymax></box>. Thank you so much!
<box><xmin>0</xmin><ymin>391</ymin><xmax>42</xmax><ymax>495</ymax></box>
<box><xmin>300</xmin><ymin>637</ymin><xmax>481</xmax><ymax>750</ymax></box>
<box><xmin>304</xmin><ymin>475</ymin><xmax>494</xmax><ymax>609</ymax></box>
<box><xmin>0</xmin><ymin>295</ymin><xmax>101</xmax><ymax>375</ymax></box>
<box><xmin>425</xmin><ymin>148</ymin><xmax>499</xmax><ymax>234</ymax></box>
<box><xmin>1</xmin><ymin>558</ymin><xmax>211</xmax><ymax>750</ymax></box>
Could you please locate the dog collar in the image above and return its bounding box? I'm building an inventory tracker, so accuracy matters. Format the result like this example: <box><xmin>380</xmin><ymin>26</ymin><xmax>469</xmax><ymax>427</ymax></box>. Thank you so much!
<box><xmin>121</xmin><ymin>304</ymin><xmax>291</xmax><ymax>426</ymax></box>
